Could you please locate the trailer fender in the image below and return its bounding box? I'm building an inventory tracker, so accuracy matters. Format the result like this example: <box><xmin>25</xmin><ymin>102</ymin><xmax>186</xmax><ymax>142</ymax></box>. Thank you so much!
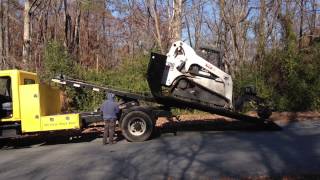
<box><xmin>120</xmin><ymin>106</ymin><xmax>156</xmax><ymax>123</ymax></box>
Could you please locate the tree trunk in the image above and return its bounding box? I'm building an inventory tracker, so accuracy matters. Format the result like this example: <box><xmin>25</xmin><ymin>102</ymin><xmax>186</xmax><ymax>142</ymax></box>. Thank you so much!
<box><xmin>96</xmin><ymin>54</ymin><xmax>99</xmax><ymax>72</ymax></box>
<box><xmin>171</xmin><ymin>0</ymin><xmax>183</xmax><ymax>43</ymax></box>
<box><xmin>149</xmin><ymin>0</ymin><xmax>164</xmax><ymax>53</ymax></box>
<box><xmin>95</xmin><ymin>9</ymin><xmax>100</xmax><ymax>72</ymax></box>
<box><xmin>3</xmin><ymin>0</ymin><xmax>9</xmax><ymax>66</ymax></box>
<box><xmin>0</xmin><ymin>0</ymin><xmax>3</xmax><ymax>68</ymax></box>
<box><xmin>257</xmin><ymin>0</ymin><xmax>266</xmax><ymax>60</ymax></box>
<box><xmin>73</xmin><ymin>4</ymin><xmax>81</xmax><ymax>58</ymax></box>
<box><xmin>185</xmin><ymin>16</ymin><xmax>193</xmax><ymax>47</ymax></box>
<box><xmin>23</xmin><ymin>0</ymin><xmax>31</xmax><ymax>69</ymax></box>
<box><xmin>64</xmin><ymin>0</ymin><xmax>72</xmax><ymax>51</ymax></box>
<box><xmin>299</xmin><ymin>0</ymin><xmax>304</xmax><ymax>49</ymax></box>
<box><xmin>309</xmin><ymin>0</ymin><xmax>316</xmax><ymax>45</ymax></box>
<box><xmin>219</xmin><ymin>0</ymin><xmax>232</xmax><ymax>75</ymax></box>
<box><xmin>102</xmin><ymin>0</ymin><xmax>106</xmax><ymax>65</ymax></box>
<box><xmin>194</xmin><ymin>0</ymin><xmax>203</xmax><ymax>49</ymax></box>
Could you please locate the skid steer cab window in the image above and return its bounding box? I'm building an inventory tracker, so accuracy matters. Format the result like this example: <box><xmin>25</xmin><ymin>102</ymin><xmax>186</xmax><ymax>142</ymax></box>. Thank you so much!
<box><xmin>198</xmin><ymin>48</ymin><xmax>223</xmax><ymax>70</ymax></box>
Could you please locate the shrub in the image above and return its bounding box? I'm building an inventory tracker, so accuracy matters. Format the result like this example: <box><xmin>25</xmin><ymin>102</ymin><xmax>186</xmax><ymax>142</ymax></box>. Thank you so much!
<box><xmin>69</xmin><ymin>55</ymin><xmax>151</xmax><ymax>111</ymax></box>
<box><xmin>236</xmin><ymin>41</ymin><xmax>320</xmax><ymax>111</ymax></box>
<box><xmin>42</xmin><ymin>41</ymin><xmax>75</xmax><ymax>80</ymax></box>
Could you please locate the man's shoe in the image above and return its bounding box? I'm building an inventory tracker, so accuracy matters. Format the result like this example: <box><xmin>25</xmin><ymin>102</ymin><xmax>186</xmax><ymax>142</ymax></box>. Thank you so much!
<box><xmin>111</xmin><ymin>141</ymin><xmax>117</xmax><ymax>144</ymax></box>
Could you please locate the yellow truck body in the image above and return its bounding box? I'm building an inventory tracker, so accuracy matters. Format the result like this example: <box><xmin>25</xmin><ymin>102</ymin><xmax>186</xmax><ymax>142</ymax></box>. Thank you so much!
<box><xmin>0</xmin><ymin>70</ymin><xmax>80</xmax><ymax>134</ymax></box>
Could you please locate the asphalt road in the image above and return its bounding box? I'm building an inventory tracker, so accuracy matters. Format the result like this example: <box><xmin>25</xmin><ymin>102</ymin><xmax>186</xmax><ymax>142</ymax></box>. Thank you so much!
<box><xmin>1</xmin><ymin>120</ymin><xmax>320</xmax><ymax>179</ymax></box>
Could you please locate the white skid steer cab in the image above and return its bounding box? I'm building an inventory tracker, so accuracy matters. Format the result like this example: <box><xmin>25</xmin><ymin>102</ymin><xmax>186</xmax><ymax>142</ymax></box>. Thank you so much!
<box><xmin>164</xmin><ymin>41</ymin><xmax>233</xmax><ymax>109</ymax></box>
<box><xmin>148</xmin><ymin>41</ymin><xmax>272</xmax><ymax>119</ymax></box>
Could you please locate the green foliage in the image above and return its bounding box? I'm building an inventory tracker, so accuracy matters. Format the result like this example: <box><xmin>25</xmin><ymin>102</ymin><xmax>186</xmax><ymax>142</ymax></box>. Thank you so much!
<box><xmin>279</xmin><ymin>14</ymin><xmax>298</xmax><ymax>53</ymax></box>
<box><xmin>236</xmin><ymin>41</ymin><xmax>320</xmax><ymax>111</ymax></box>
<box><xmin>69</xmin><ymin>55</ymin><xmax>150</xmax><ymax>111</ymax></box>
<box><xmin>42</xmin><ymin>40</ymin><xmax>151</xmax><ymax>111</ymax></box>
<box><xmin>234</xmin><ymin>63</ymin><xmax>273</xmax><ymax>99</ymax></box>
<box><xmin>78</xmin><ymin>55</ymin><xmax>150</xmax><ymax>92</ymax></box>
<box><xmin>103</xmin><ymin>56</ymin><xmax>150</xmax><ymax>92</ymax></box>
<box><xmin>236</xmin><ymin>17</ymin><xmax>320</xmax><ymax>112</ymax></box>
<box><xmin>42</xmin><ymin>41</ymin><xmax>75</xmax><ymax>80</ymax></box>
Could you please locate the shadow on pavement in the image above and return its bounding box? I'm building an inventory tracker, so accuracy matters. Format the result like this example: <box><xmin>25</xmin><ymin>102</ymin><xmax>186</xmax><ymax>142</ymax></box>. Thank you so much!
<box><xmin>0</xmin><ymin>119</ymin><xmax>320</xmax><ymax>179</ymax></box>
<box><xmin>157</xmin><ymin>118</ymin><xmax>280</xmax><ymax>136</ymax></box>
<box><xmin>0</xmin><ymin>132</ymin><xmax>100</xmax><ymax>149</ymax></box>
<box><xmin>105</xmin><ymin>121</ymin><xmax>320</xmax><ymax>179</ymax></box>
<box><xmin>1</xmin><ymin>131</ymin><xmax>129</xmax><ymax>150</ymax></box>
<box><xmin>1</xmin><ymin>119</ymin><xmax>281</xmax><ymax>149</ymax></box>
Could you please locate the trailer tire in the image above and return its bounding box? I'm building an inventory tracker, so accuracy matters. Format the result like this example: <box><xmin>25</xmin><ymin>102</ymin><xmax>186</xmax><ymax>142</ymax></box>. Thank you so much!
<box><xmin>120</xmin><ymin>110</ymin><xmax>154</xmax><ymax>142</ymax></box>
<box><xmin>257</xmin><ymin>107</ymin><xmax>272</xmax><ymax>119</ymax></box>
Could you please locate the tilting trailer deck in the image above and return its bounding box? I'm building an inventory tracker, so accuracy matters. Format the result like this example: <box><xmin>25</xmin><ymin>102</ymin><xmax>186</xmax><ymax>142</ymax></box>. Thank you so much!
<box><xmin>51</xmin><ymin>52</ymin><xmax>281</xmax><ymax>142</ymax></box>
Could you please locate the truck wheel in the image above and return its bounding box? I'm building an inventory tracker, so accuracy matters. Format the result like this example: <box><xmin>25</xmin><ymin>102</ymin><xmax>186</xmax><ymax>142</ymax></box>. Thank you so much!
<box><xmin>120</xmin><ymin>111</ymin><xmax>154</xmax><ymax>142</ymax></box>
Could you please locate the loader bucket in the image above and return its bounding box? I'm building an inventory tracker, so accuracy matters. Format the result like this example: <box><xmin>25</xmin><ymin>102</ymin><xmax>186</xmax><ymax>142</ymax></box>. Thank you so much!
<box><xmin>147</xmin><ymin>53</ymin><xmax>168</xmax><ymax>97</ymax></box>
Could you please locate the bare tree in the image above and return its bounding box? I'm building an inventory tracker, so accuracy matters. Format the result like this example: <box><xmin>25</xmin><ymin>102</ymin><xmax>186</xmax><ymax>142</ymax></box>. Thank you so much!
<box><xmin>188</xmin><ymin>0</ymin><xmax>204</xmax><ymax>49</ymax></box>
<box><xmin>171</xmin><ymin>0</ymin><xmax>183</xmax><ymax>43</ymax></box>
<box><xmin>0</xmin><ymin>0</ymin><xmax>318</xmax><ymax>77</ymax></box>
<box><xmin>0</xmin><ymin>0</ymin><xmax>10</xmax><ymax>69</ymax></box>
<box><xmin>22</xmin><ymin>0</ymin><xmax>31</xmax><ymax>68</ymax></box>
<box><xmin>257</xmin><ymin>0</ymin><xmax>266</xmax><ymax>60</ymax></box>
<box><xmin>3</xmin><ymin>0</ymin><xmax>9</xmax><ymax>67</ymax></box>
<box><xmin>0</xmin><ymin>0</ymin><xmax>3</xmax><ymax>68</ymax></box>
<box><xmin>217</xmin><ymin>0</ymin><xmax>252</xmax><ymax>76</ymax></box>
<box><xmin>73</xmin><ymin>1</ymin><xmax>81</xmax><ymax>58</ymax></box>
<box><xmin>63</xmin><ymin>0</ymin><xmax>71</xmax><ymax>49</ymax></box>
<box><xmin>309</xmin><ymin>0</ymin><xmax>317</xmax><ymax>45</ymax></box>
<box><xmin>299</xmin><ymin>0</ymin><xmax>304</xmax><ymax>48</ymax></box>
<box><xmin>148</xmin><ymin>0</ymin><xmax>165</xmax><ymax>53</ymax></box>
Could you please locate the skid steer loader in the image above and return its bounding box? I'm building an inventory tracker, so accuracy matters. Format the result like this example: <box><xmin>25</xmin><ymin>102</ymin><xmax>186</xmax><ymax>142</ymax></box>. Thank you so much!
<box><xmin>149</xmin><ymin>41</ymin><xmax>271</xmax><ymax>119</ymax></box>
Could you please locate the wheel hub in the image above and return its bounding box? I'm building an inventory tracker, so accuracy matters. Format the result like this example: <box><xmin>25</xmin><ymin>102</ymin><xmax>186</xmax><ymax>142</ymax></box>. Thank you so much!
<box><xmin>128</xmin><ymin>118</ymin><xmax>146</xmax><ymax>136</ymax></box>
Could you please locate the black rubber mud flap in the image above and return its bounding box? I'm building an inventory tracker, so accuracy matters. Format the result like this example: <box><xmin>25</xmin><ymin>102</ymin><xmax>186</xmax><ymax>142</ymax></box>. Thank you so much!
<box><xmin>120</xmin><ymin>110</ymin><xmax>155</xmax><ymax>142</ymax></box>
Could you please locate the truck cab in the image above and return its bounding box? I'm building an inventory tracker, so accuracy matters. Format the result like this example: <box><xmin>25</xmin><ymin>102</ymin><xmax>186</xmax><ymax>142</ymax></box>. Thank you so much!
<box><xmin>0</xmin><ymin>70</ymin><xmax>80</xmax><ymax>137</ymax></box>
<box><xmin>0</xmin><ymin>70</ymin><xmax>38</xmax><ymax>121</ymax></box>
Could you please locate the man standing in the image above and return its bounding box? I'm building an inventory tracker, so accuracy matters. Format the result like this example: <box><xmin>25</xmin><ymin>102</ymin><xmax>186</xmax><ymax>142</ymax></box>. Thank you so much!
<box><xmin>101</xmin><ymin>93</ymin><xmax>120</xmax><ymax>145</ymax></box>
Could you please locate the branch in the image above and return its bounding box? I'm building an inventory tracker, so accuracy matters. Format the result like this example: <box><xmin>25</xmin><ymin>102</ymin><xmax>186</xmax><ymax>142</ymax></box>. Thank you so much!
<box><xmin>29</xmin><ymin>0</ymin><xmax>42</xmax><ymax>14</ymax></box>
<box><xmin>8</xmin><ymin>14</ymin><xmax>23</xmax><ymax>25</ymax></box>
<box><xmin>238</xmin><ymin>6</ymin><xmax>258</xmax><ymax>23</ymax></box>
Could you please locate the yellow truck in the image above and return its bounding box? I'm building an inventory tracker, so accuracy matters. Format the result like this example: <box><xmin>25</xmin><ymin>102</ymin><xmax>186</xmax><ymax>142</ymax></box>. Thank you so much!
<box><xmin>0</xmin><ymin>70</ymin><xmax>80</xmax><ymax>136</ymax></box>
<box><xmin>0</xmin><ymin>69</ymin><xmax>166</xmax><ymax>142</ymax></box>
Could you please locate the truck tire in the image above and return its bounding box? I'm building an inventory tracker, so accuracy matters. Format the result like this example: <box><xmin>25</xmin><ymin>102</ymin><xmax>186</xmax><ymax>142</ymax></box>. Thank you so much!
<box><xmin>120</xmin><ymin>110</ymin><xmax>154</xmax><ymax>142</ymax></box>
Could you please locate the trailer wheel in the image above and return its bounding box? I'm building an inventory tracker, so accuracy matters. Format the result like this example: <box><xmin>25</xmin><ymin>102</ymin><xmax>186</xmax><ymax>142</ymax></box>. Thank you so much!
<box><xmin>120</xmin><ymin>111</ymin><xmax>154</xmax><ymax>142</ymax></box>
<box><xmin>257</xmin><ymin>106</ymin><xmax>272</xmax><ymax>119</ymax></box>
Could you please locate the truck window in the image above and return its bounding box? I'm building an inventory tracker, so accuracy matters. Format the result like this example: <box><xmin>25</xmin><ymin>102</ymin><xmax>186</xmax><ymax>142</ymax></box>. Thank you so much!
<box><xmin>24</xmin><ymin>79</ymin><xmax>35</xmax><ymax>84</ymax></box>
<box><xmin>0</xmin><ymin>76</ymin><xmax>12</xmax><ymax>119</ymax></box>
<box><xmin>0</xmin><ymin>76</ymin><xmax>11</xmax><ymax>98</ymax></box>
